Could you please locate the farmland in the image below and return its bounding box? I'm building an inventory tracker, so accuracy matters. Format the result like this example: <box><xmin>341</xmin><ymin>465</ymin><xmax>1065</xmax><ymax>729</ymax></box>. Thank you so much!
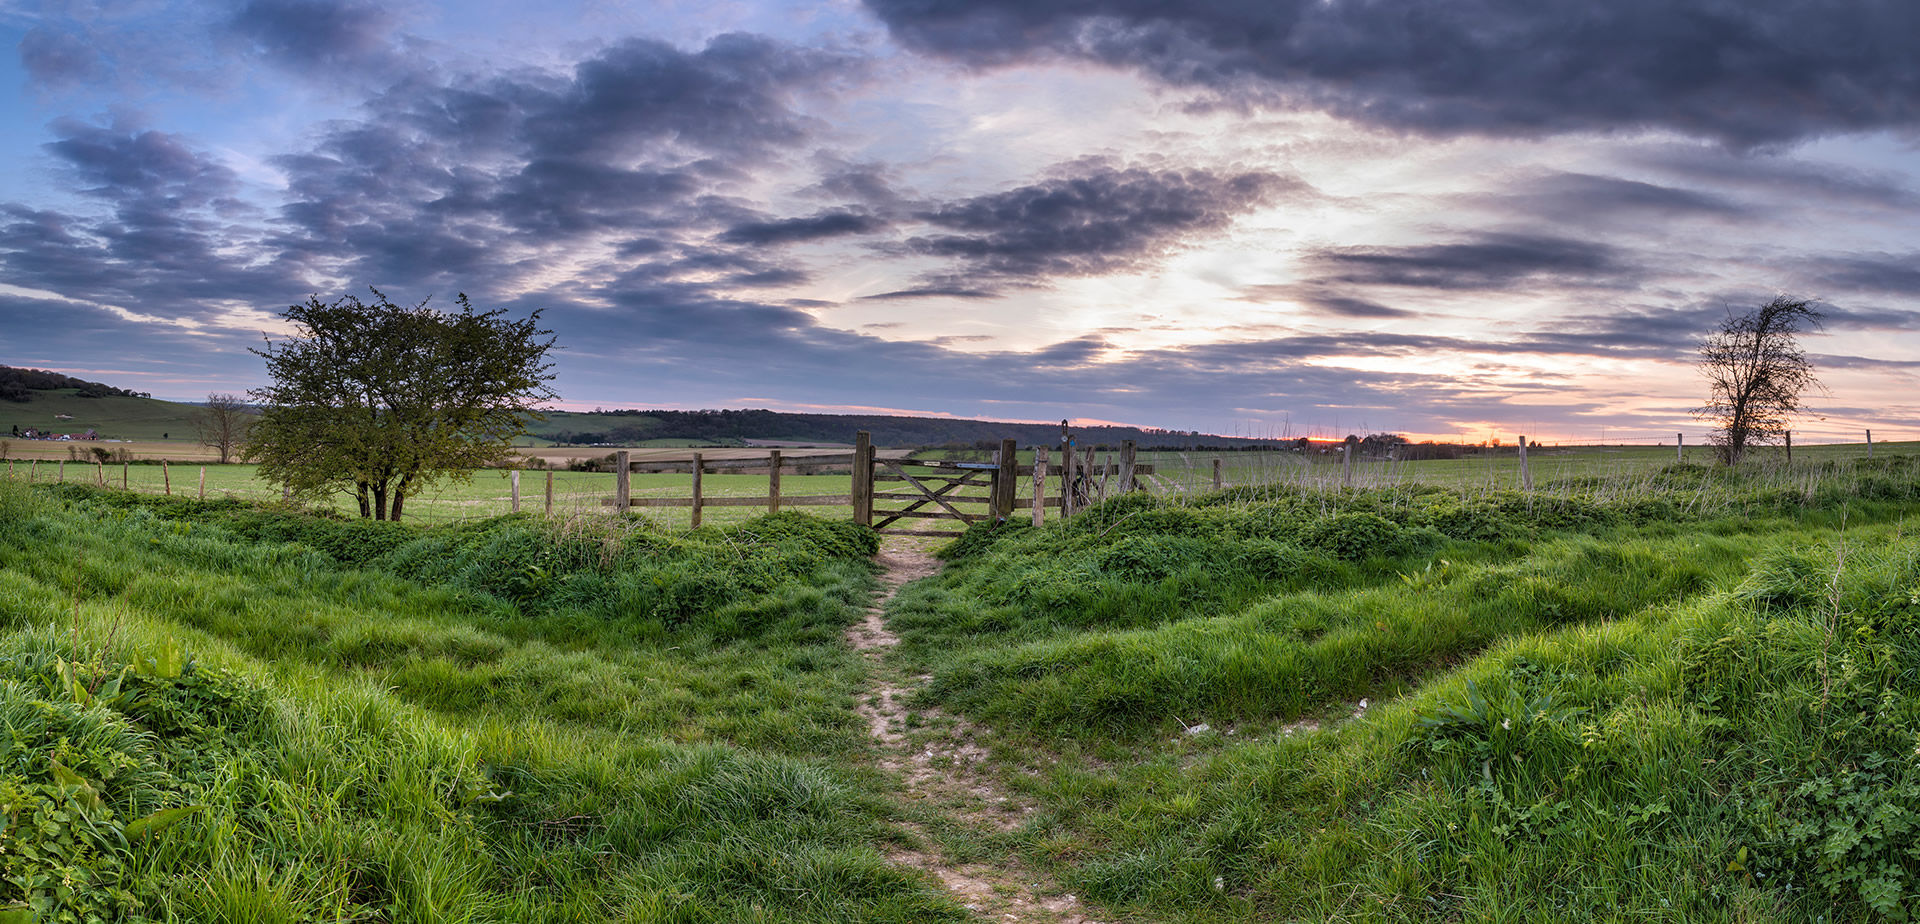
<box><xmin>4</xmin><ymin>449</ymin><xmax>1920</xmax><ymax>921</ymax></box>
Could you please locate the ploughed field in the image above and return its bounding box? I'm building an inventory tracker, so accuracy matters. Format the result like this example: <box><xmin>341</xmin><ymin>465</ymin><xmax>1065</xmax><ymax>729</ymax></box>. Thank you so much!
<box><xmin>5</xmin><ymin>452</ymin><xmax>1920</xmax><ymax>921</ymax></box>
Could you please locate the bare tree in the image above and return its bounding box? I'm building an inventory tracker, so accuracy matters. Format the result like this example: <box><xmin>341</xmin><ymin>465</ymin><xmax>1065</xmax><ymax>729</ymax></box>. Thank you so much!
<box><xmin>1693</xmin><ymin>296</ymin><xmax>1825</xmax><ymax>465</ymax></box>
<box><xmin>192</xmin><ymin>393</ymin><xmax>253</xmax><ymax>464</ymax></box>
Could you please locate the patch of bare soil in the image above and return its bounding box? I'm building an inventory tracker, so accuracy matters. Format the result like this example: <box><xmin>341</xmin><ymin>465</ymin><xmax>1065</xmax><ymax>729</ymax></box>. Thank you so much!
<box><xmin>851</xmin><ymin>538</ymin><xmax>1105</xmax><ymax>923</ymax></box>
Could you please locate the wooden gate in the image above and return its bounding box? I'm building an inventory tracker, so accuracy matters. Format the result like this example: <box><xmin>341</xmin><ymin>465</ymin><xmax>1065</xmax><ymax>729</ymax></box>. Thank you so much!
<box><xmin>850</xmin><ymin>432</ymin><xmax>1152</xmax><ymax>537</ymax></box>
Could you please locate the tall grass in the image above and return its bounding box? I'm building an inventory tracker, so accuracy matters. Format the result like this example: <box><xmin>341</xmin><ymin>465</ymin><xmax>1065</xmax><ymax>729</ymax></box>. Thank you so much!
<box><xmin>0</xmin><ymin>480</ymin><xmax>962</xmax><ymax>922</ymax></box>
<box><xmin>885</xmin><ymin>455</ymin><xmax>1920</xmax><ymax>922</ymax></box>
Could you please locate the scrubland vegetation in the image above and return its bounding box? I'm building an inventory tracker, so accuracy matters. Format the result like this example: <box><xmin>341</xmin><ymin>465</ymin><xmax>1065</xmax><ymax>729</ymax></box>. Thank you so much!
<box><xmin>5</xmin><ymin>453</ymin><xmax>1920</xmax><ymax>921</ymax></box>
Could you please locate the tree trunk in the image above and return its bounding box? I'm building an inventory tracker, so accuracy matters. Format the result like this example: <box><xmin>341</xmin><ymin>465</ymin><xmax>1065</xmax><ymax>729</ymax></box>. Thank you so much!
<box><xmin>391</xmin><ymin>488</ymin><xmax>406</xmax><ymax>521</ymax></box>
<box><xmin>356</xmin><ymin>481</ymin><xmax>371</xmax><ymax>518</ymax></box>
<box><xmin>373</xmin><ymin>482</ymin><xmax>388</xmax><ymax>520</ymax></box>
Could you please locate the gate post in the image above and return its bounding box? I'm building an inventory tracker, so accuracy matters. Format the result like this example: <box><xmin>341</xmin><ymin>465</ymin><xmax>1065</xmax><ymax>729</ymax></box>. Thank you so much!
<box><xmin>995</xmin><ymin>438</ymin><xmax>1017</xmax><ymax>520</ymax></box>
<box><xmin>1119</xmin><ymin>440</ymin><xmax>1137</xmax><ymax>493</ymax></box>
<box><xmin>852</xmin><ymin>431</ymin><xmax>873</xmax><ymax>526</ymax></box>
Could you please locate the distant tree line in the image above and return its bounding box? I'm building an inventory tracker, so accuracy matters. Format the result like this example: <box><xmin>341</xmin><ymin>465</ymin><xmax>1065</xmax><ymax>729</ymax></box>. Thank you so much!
<box><xmin>0</xmin><ymin>365</ymin><xmax>150</xmax><ymax>401</ymax></box>
<box><xmin>535</xmin><ymin>408</ymin><xmax>1287</xmax><ymax>450</ymax></box>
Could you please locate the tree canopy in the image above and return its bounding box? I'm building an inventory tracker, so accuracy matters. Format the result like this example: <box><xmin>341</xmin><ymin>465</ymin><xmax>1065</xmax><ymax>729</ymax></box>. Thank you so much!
<box><xmin>247</xmin><ymin>290</ymin><xmax>557</xmax><ymax>519</ymax></box>
<box><xmin>1694</xmin><ymin>295</ymin><xmax>1824</xmax><ymax>466</ymax></box>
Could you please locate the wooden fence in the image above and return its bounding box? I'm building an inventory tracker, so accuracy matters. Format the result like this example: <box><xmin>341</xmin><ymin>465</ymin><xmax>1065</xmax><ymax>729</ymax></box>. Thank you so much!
<box><xmin>601</xmin><ymin>432</ymin><xmax>1155</xmax><ymax>534</ymax></box>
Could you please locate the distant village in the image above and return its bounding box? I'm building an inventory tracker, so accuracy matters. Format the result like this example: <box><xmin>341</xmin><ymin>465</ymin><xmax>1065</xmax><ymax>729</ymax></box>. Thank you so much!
<box><xmin>11</xmin><ymin>421</ymin><xmax>100</xmax><ymax>441</ymax></box>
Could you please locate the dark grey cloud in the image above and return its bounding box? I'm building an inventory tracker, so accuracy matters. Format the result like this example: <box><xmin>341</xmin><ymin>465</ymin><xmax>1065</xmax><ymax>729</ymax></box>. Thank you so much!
<box><xmin>1307</xmin><ymin>233</ymin><xmax>1633</xmax><ymax>292</ymax></box>
<box><xmin>1479</xmin><ymin>172</ymin><xmax>1749</xmax><ymax>226</ymax></box>
<box><xmin>1237</xmin><ymin>285</ymin><xmax>1414</xmax><ymax>319</ymax></box>
<box><xmin>719</xmin><ymin>210</ymin><xmax>891</xmax><ymax>245</ymax></box>
<box><xmin>861</xmin><ymin>287</ymin><xmax>1002</xmax><ymax>300</ymax></box>
<box><xmin>226</xmin><ymin>0</ymin><xmax>405</xmax><ymax>78</ymax></box>
<box><xmin>18</xmin><ymin>28</ymin><xmax>111</xmax><ymax>88</ymax></box>
<box><xmin>1626</xmin><ymin>145</ymin><xmax>1920</xmax><ymax>209</ymax></box>
<box><xmin>862</xmin><ymin>0</ymin><xmax>1920</xmax><ymax>147</ymax></box>
<box><xmin>1798</xmin><ymin>253</ymin><xmax>1920</xmax><ymax>297</ymax></box>
<box><xmin>889</xmin><ymin>163</ymin><xmax>1293</xmax><ymax>287</ymax></box>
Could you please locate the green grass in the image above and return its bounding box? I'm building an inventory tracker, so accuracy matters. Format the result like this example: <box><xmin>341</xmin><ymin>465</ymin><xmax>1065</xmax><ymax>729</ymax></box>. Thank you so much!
<box><xmin>883</xmin><ymin>455</ymin><xmax>1920</xmax><ymax>922</ymax></box>
<box><xmin>11</xmin><ymin>450</ymin><xmax>1920</xmax><ymax>922</ymax></box>
<box><xmin>1</xmin><ymin>389</ymin><xmax>201</xmax><ymax>440</ymax></box>
<box><xmin>0</xmin><ymin>482</ymin><xmax>963</xmax><ymax>922</ymax></box>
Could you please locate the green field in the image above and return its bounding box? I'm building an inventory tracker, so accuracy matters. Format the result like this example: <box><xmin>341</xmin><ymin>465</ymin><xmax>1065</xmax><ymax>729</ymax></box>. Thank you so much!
<box><xmin>1</xmin><ymin>390</ymin><xmax>201</xmax><ymax>441</ymax></box>
<box><xmin>8</xmin><ymin>450</ymin><xmax>1920</xmax><ymax>921</ymax></box>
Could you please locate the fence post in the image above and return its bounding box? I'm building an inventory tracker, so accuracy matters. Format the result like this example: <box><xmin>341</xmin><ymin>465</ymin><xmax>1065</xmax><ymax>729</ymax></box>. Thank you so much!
<box><xmin>1518</xmin><ymin>435</ymin><xmax>1532</xmax><ymax>491</ymax></box>
<box><xmin>768</xmin><ymin>450</ymin><xmax>782</xmax><ymax>514</ymax></box>
<box><xmin>1099</xmin><ymin>454</ymin><xmax>1112</xmax><ymax>500</ymax></box>
<box><xmin>1212</xmin><ymin>457</ymin><xmax>1223</xmax><ymax>491</ymax></box>
<box><xmin>1060</xmin><ymin>439</ymin><xmax>1076</xmax><ymax>518</ymax></box>
<box><xmin>545</xmin><ymin>469</ymin><xmax>554</xmax><ymax>515</ymax></box>
<box><xmin>163</xmin><ymin>460</ymin><xmax>170</xmax><ymax>495</ymax></box>
<box><xmin>59</xmin><ymin>460</ymin><xmax>65</xmax><ymax>482</ymax></box>
<box><xmin>1867</xmin><ymin>429</ymin><xmax>1873</xmax><ymax>459</ymax></box>
<box><xmin>1785</xmin><ymin>431</ymin><xmax>1792</xmax><ymax>462</ymax></box>
<box><xmin>1032</xmin><ymin>446</ymin><xmax>1047</xmax><ymax>527</ymax></box>
<box><xmin>511</xmin><ymin>470</ymin><xmax>520</xmax><ymax>513</ymax></box>
<box><xmin>1083</xmin><ymin>445</ymin><xmax>1096</xmax><ymax>503</ymax></box>
<box><xmin>199</xmin><ymin>467</ymin><xmax>205</xmax><ymax>499</ymax></box>
<box><xmin>30</xmin><ymin>459</ymin><xmax>36</xmax><ymax>482</ymax></box>
<box><xmin>1119</xmin><ymin>440</ymin><xmax>1137</xmax><ymax>493</ymax></box>
<box><xmin>995</xmin><ymin>438</ymin><xmax>1018</xmax><ymax>520</ymax></box>
<box><xmin>690</xmin><ymin>452</ymin><xmax>704</xmax><ymax>528</ymax></box>
<box><xmin>852</xmin><ymin>431</ymin><xmax>872</xmax><ymax>527</ymax></box>
<box><xmin>122</xmin><ymin>461</ymin><xmax>128</xmax><ymax>490</ymax></box>
<box><xmin>615</xmin><ymin>450</ymin><xmax>631</xmax><ymax>512</ymax></box>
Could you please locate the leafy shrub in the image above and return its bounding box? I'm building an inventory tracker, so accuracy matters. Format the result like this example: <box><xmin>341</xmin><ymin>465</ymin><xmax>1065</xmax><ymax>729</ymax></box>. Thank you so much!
<box><xmin>1301</xmin><ymin>511</ymin><xmax>1403</xmax><ymax>560</ymax></box>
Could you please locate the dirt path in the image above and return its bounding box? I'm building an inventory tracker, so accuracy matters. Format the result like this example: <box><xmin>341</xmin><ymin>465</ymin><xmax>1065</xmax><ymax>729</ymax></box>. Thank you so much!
<box><xmin>852</xmin><ymin>540</ymin><xmax>1103</xmax><ymax>924</ymax></box>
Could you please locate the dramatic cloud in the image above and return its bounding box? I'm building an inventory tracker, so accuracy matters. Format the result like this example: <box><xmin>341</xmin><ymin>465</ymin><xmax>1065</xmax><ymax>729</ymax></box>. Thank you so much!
<box><xmin>890</xmin><ymin>163</ymin><xmax>1293</xmax><ymax>288</ymax></box>
<box><xmin>862</xmin><ymin>0</ymin><xmax>1920</xmax><ymax>146</ymax></box>
<box><xmin>1306</xmin><ymin>234</ymin><xmax>1635</xmax><ymax>292</ymax></box>
<box><xmin>720</xmin><ymin>210</ymin><xmax>891</xmax><ymax>245</ymax></box>
<box><xmin>17</xmin><ymin>28</ymin><xmax>110</xmax><ymax>88</ymax></box>
<box><xmin>226</xmin><ymin>0</ymin><xmax>408</xmax><ymax>78</ymax></box>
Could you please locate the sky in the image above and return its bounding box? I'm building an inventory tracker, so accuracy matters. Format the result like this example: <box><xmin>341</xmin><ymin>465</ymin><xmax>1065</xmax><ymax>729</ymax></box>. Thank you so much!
<box><xmin>2</xmin><ymin>0</ymin><xmax>1918</xmax><ymax>443</ymax></box>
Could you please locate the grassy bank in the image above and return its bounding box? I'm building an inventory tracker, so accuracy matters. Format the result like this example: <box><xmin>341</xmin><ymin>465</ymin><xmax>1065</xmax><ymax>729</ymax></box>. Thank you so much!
<box><xmin>888</xmin><ymin>456</ymin><xmax>1920</xmax><ymax>922</ymax></box>
<box><xmin>0</xmin><ymin>482</ymin><xmax>960</xmax><ymax>922</ymax></box>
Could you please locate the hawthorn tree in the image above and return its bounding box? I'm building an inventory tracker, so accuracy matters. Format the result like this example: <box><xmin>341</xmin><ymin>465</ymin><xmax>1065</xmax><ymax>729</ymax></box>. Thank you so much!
<box><xmin>190</xmin><ymin>392</ymin><xmax>253</xmax><ymax>464</ymax></box>
<box><xmin>1693</xmin><ymin>295</ymin><xmax>1825</xmax><ymax>466</ymax></box>
<box><xmin>247</xmin><ymin>289</ymin><xmax>557</xmax><ymax>519</ymax></box>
